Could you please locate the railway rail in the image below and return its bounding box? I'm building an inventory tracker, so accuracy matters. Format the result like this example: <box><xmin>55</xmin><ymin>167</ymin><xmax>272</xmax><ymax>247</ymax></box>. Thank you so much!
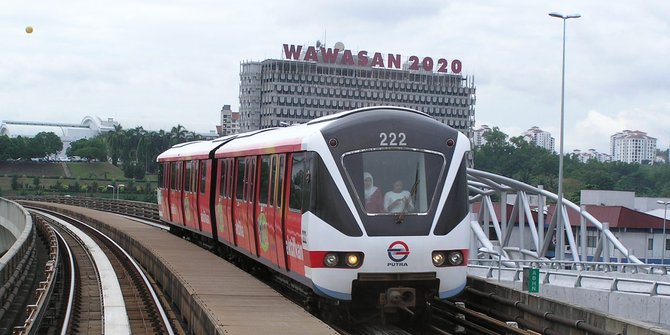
<box><xmin>14</xmin><ymin>196</ymin><xmax>627</xmax><ymax>335</ymax></box>
<box><xmin>21</xmin><ymin>207</ymin><xmax>177</xmax><ymax>335</ymax></box>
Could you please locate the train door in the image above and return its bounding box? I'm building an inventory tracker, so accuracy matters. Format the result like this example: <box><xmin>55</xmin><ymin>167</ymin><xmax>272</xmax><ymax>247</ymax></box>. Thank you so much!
<box><xmin>215</xmin><ymin>158</ymin><xmax>234</xmax><ymax>244</ymax></box>
<box><xmin>197</xmin><ymin>159</ymin><xmax>213</xmax><ymax>237</ymax></box>
<box><xmin>182</xmin><ymin>160</ymin><xmax>198</xmax><ymax>231</ymax></box>
<box><xmin>233</xmin><ymin>157</ymin><xmax>257</xmax><ymax>254</ymax></box>
<box><xmin>272</xmin><ymin>155</ymin><xmax>288</xmax><ymax>269</ymax></box>
<box><xmin>168</xmin><ymin>161</ymin><xmax>184</xmax><ymax>226</ymax></box>
<box><xmin>256</xmin><ymin>155</ymin><xmax>279</xmax><ymax>266</ymax></box>
<box><xmin>157</xmin><ymin>162</ymin><xmax>170</xmax><ymax>221</ymax></box>
<box><xmin>245</xmin><ymin>156</ymin><xmax>258</xmax><ymax>256</ymax></box>
<box><xmin>283</xmin><ymin>152</ymin><xmax>309</xmax><ymax>275</ymax></box>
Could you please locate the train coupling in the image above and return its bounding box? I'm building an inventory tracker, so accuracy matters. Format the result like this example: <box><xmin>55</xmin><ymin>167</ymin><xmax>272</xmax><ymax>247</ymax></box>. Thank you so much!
<box><xmin>379</xmin><ymin>287</ymin><xmax>416</xmax><ymax>309</ymax></box>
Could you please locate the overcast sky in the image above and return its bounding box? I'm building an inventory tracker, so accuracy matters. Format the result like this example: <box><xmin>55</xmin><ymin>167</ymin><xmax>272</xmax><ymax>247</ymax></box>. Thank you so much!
<box><xmin>2</xmin><ymin>1</ymin><xmax>669</xmax><ymax>153</ymax></box>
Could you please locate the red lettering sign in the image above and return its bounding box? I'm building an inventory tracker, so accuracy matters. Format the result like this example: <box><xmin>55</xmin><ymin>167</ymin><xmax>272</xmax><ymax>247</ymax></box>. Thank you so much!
<box><xmin>281</xmin><ymin>44</ymin><xmax>462</xmax><ymax>74</ymax></box>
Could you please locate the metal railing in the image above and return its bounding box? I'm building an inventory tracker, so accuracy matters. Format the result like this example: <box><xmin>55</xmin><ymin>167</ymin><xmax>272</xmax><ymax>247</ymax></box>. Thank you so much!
<box><xmin>468</xmin><ymin>259</ymin><xmax>670</xmax><ymax>297</ymax></box>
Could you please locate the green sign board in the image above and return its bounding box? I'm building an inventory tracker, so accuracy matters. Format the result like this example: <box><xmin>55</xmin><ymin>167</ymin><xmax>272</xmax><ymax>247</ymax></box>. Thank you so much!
<box><xmin>528</xmin><ymin>268</ymin><xmax>540</xmax><ymax>293</ymax></box>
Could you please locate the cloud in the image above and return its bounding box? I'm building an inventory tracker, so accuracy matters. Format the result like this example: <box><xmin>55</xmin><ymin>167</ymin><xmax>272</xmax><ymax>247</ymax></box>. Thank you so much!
<box><xmin>573</xmin><ymin>103</ymin><xmax>670</xmax><ymax>152</ymax></box>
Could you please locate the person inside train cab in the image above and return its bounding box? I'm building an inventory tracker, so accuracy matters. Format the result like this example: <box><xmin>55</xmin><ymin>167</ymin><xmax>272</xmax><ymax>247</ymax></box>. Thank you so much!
<box><xmin>363</xmin><ymin>172</ymin><xmax>384</xmax><ymax>212</ymax></box>
<box><xmin>384</xmin><ymin>179</ymin><xmax>414</xmax><ymax>213</ymax></box>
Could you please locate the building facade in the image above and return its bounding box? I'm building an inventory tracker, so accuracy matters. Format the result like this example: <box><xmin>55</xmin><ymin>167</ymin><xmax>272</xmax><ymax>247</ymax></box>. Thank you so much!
<box><xmin>218</xmin><ymin>105</ymin><xmax>240</xmax><ymax>136</ymax></box>
<box><xmin>521</xmin><ymin>126</ymin><xmax>555</xmax><ymax>152</ymax></box>
<box><xmin>472</xmin><ymin>125</ymin><xmax>491</xmax><ymax>147</ymax></box>
<box><xmin>572</xmin><ymin>149</ymin><xmax>612</xmax><ymax>163</ymax></box>
<box><xmin>610</xmin><ymin>130</ymin><xmax>657</xmax><ymax>164</ymax></box>
<box><xmin>238</xmin><ymin>43</ymin><xmax>476</xmax><ymax>137</ymax></box>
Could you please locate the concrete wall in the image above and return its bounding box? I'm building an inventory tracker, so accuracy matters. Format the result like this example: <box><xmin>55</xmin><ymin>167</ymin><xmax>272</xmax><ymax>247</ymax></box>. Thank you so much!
<box><xmin>467</xmin><ymin>268</ymin><xmax>670</xmax><ymax>333</ymax></box>
<box><xmin>0</xmin><ymin>198</ymin><xmax>30</xmax><ymax>258</ymax></box>
<box><xmin>0</xmin><ymin>197</ymin><xmax>34</xmax><ymax>321</ymax></box>
<box><xmin>467</xmin><ymin>276</ymin><xmax>670</xmax><ymax>335</ymax></box>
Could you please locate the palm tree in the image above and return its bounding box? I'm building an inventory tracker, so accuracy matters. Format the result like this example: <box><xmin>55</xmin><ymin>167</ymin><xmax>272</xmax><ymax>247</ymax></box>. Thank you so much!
<box><xmin>105</xmin><ymin>124</ymin><xmax>125</xmax><ymax>166</ymax></box>
<box><xmin>169</xmin><ymin>124</ymin><xmax>188</xmax><ymax>145</ymax></box>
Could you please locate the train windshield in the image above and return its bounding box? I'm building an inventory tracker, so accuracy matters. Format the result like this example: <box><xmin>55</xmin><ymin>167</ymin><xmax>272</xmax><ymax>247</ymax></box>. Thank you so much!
<box><xmin>342</xmin><ymin>149</ymin><xmax>444</xmax><ymax>215</ymax></box>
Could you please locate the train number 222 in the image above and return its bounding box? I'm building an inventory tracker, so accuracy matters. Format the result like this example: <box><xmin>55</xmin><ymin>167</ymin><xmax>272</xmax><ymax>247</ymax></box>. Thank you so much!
<box><xmin>379</xmin><ymin>132</ymin><xmax>407</xmax><ymax>146</ymax></box>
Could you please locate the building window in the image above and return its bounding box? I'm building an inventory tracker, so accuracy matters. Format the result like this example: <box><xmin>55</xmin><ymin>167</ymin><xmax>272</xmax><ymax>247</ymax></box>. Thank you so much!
<box><xmin>587</xmin><ymin>236</ymin><xmax>597</xmax><ymax>248</ymax></box>
<box><xmin>648</xmin><ymin>238</ymin><xmax>653</xmax><ymax>251</ymax></box>
<box><xmin>666</xmin><ymin>238</ymin><xmax>670</xmax><ymax>251</ymax></box>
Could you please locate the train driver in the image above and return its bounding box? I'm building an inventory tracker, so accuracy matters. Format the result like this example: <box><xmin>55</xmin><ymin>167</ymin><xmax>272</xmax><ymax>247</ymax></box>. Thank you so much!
<box><xmin>363</xmin><ymin>172</ymin><xmax>384</xmax><ymax>212</ymax></box>
<box><xmin>384</xmin><ymin>179</ymin><xmax>414</xmax><ymax>213</ymax></box>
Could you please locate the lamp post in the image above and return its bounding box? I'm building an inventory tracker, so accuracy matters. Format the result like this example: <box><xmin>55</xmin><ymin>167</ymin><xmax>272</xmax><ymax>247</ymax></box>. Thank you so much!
<box><xmin>107</xmin><ymin>184</ymin><xmax>115</xmax><ymax>200</ymax></box>
<box><xmin>549</xmin><ymin>12</ymin><xmax>580</xmax><ymax>261</ymax></box>
<box><xmin>107</xmin><ymin>184</ymin><xmax>125</xmax><ymax>200</ymax></box>
<box><xmin>657</xmin><ymin>200</ymin><xmax>669</xmax><ymax>265</ymax></box>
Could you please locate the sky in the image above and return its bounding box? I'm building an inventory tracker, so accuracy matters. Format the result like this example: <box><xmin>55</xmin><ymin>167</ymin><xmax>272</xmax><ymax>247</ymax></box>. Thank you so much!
<box><xmin>2</xmin><ymin>1</ymin><xmax>669</xmax><ymax>153</ymax></box>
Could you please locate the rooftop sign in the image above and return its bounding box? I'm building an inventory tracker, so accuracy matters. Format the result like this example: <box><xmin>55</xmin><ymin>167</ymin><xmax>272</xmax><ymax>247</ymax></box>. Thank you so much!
<box><xmin>282</xmin><ymin>43</ymin><xmax>462</xmax><ymax>74</ymax></box>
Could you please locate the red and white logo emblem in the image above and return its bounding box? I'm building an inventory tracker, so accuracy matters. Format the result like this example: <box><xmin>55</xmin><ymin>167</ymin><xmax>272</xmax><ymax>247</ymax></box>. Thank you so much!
<box><xmin>387</xmin><ymin>241</ymin><xmax>410</xmax><ymax>262</ymax></box>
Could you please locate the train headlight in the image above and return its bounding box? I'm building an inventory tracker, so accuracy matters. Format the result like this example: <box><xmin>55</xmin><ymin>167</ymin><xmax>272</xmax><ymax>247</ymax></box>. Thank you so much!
<box><xmin>324</xmin><ymin>253</ymin><xmax>339</xmax><ymax>267</ymax></box>
<box><xmin>447</xmin><ymin>251</ymin><xmax>464</xmax><ymax>266</ymax></box>
<box><xmin>432</xmin><ymin>251</ymin><xmax>446</xmax><ymax>267</ymax></box>
<box><xmin>345</xmin><ymin>253</ymin><xmax>360</xmax><ymax>267</ymax></box>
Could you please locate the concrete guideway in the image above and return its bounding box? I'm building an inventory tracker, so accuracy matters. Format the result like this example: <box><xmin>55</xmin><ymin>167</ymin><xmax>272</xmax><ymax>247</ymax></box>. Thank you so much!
<box><xmin>34</xmin><ymin>210</ymin><xmax>131</xmax><ymax>335</ymax></box>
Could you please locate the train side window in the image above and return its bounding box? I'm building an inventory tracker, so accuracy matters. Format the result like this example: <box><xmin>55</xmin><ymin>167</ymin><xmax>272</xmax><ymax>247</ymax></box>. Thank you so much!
<box><xmin>268</xmin><ymin>155</ymin><xmax>275</xmax><ymax>207</ymax></box>
<box><xmin>192</xmin><ymin>160</ymin><xmax>199</xmax><ymax>193</ymax></box>
<box><xmin>170</xmin><ymin>163</ymin><xmax>176</xmax><ymax>189</ymax></box>
<box><xmin>184</xmin><ymin>161</ymin><xmax>192</xmax><ymax>192</ymax></box>
<box><xmin>259</xmin><ymin>155</ymin><xmax>271</xmax><ymax>205</ymax></box>
<box><xmin>219</xmin><ymin>159</ymin><xmax>228</xmax><ymax>197</ymax></box>
<box><xmin>176</xmin><ymin>162</ymin><xmax>183</xmax><ymax>191</ymax></box>
<box><xmin>289</xmin><ymin>153</ymin><xmax>304</xmax><ymax>212</ymax></box>
<box><xmin>236</xmin><ymin>159</ymin><xmax>245</xmax><ymax>200</ymax></box>
<box><xmin>277</xmin><ymin>155</ymin><xmax>285</xmax><ymax>209</ymax></box>
<box><xmin>246</xmin><ymin>157</ymin><xmax>256</xmax><ymax>202</ymax></box>
<box><xmin>226</xmin><ymin>159</ymin><xmax>234</xmax><ymax>198</ymax></box>
<box><xmin>200</xmin><ymin>160</ymin><xmax>208</xmax><ymax>194</ymax></box>
<box><xmin>158</xmin><ymin>163</ymin><xmax>164</xmax><ymax>188</ymax></box>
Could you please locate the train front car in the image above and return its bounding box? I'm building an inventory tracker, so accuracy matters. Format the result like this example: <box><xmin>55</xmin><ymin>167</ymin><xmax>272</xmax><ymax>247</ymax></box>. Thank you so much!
<box><xmin>302</xmin><ymin>107</ymin><xmax>471</xmax><ymax>318</ymax></box>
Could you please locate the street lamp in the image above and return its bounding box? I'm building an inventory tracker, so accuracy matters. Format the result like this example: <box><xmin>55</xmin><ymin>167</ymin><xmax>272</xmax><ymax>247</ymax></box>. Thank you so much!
<box><xmin>117</xmin><ymin>184</ymin><xmax>125</xmax><ymax>200</ymax></box>
<box><xmin>107</xmin><ymin>184</ymin><xmax>125</xmax><ymax>200</ymax></box>
<box><xmin>107</xmin><ymin>184</ymin><xmax>115</xmax><ymax>200</ymax></box>
<box><xmin>549</xmin><ymin>12</ymin><xmax>580</xmax><ymax>261</ymax></box>
<box><xmin>657</xmin><ymin>200</ymin><xmax>669</xmax><ymax>265</ymax></box>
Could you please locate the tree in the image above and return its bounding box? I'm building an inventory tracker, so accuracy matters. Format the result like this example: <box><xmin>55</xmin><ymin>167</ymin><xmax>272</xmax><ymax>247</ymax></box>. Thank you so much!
<box><xmin>0</xmin><ymin>135</ymin><xmax>13</xmax><ymax>161</ymax></box>
<box><xmin>105</xmin><ymin>124</ymin><xmax>125</xmax><ymax>166</ymax></box>
<box><xmin>169</xmin><ymin>124</ymin><xmax>188</xmax><ymax>145</ymax></box>
<box><xmin>32</xmin><ymin>132</ymin><xmax>63</xmax><ymax>158</ymax></box>
<box><xmin>67</xmin><ymin>138</ymin><xmax>107</xmax><ymax>161</ymax></box>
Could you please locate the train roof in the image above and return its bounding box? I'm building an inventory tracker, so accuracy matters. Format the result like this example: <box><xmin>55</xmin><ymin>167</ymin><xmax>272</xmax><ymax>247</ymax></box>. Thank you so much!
<box><xmin>158</xmin><ymin>106</ymin><xmax>438</xmax><ymax>161</ymax></box>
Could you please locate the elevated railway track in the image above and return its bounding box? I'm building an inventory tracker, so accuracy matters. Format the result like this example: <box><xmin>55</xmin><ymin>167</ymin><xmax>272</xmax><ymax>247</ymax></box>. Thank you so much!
<box><xmin>7</xmin><ymin>196</ymin><xmax>655</xmax><ymax>334</ymax></box>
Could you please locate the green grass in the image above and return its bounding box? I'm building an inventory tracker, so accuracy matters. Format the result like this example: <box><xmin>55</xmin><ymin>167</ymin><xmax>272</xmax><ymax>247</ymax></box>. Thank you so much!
<box><xmin>0</xmin><ymin>161</ymin><xmax>64</xmax><ymax>177</ymax></box>
<box><xmin>66</xmin><ymin>162</ymin><xmax>125</xmax><ymax>180</ymax></box>
<box><xmin>0</xmin><ymin>161</ymin><xmax>157</xmax><ymax>199</ymax></box>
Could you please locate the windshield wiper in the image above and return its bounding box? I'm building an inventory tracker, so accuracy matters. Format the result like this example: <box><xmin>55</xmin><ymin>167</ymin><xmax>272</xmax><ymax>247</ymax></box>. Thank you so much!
<box><xmin>394</xmin><ymin>163</ymin><xmax>420</xmax><ymax>224</ymax></box>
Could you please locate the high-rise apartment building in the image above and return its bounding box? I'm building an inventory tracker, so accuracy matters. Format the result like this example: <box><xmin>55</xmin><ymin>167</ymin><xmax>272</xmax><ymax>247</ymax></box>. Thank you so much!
<box><xmin>472</xmin><ymin>125</ymin><xmax>492</xmax><ymax>147</ymax></box>
<box><xmin>521</xmin><ymin>126</ymin><xmax>555</xmax><ymax>152</ymax></box>
<box><xmin>218</xmin><ymin>105</ymin><xmax>240</xmax><ymax>136</ymax></box>
<box><xmin>238</xmin><ymin>42</ymin><xmax>476</xmax><ymax>137</ymax></box>
<box><xmin>572</xmin><ymin>149</ymin><xmax>612</xmax><ymax>163</ymax></box>
<box><xmin>610</xmin><ymin>130</ymin><xmax>657</xmax><ymax>164</ymax></box>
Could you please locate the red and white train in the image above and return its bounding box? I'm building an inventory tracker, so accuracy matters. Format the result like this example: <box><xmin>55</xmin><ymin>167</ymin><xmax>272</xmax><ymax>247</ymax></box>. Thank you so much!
<box><xmin>156</xmin><ymin>106</ymin><xmax>471</xmax><ymax>317</ymax></box>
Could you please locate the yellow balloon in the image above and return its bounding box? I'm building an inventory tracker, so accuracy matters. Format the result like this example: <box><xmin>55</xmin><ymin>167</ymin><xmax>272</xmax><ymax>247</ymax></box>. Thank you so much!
<box><xmin>25</xmin><ymin>26</ymin><xmax>33</xmax><ymax>34</ymax></box>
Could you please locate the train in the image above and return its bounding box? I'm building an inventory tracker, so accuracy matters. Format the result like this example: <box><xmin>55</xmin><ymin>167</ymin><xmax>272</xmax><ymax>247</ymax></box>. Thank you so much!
<box><xmin>156</xmin><ymin>106</ymin><xmax>471</xmax><ymax>320</ymax></box>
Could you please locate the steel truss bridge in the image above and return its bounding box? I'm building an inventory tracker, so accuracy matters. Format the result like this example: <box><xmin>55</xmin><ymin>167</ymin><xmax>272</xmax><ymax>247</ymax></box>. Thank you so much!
<box><xmin>467</xmin><ymin>168</ymin><xmax>668</xmax><ymax>274</ymax></box>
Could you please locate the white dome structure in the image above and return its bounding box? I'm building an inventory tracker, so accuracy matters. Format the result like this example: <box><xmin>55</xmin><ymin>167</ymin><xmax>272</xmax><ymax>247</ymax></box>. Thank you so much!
<box><xmin>0</xmin><ymin>116</ymin><xmax>119</xmax><ymax>160</ymax></box>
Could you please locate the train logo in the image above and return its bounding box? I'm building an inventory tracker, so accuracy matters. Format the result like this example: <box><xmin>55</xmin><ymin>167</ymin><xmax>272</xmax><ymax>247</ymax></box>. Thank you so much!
<box><xmin>387</xmin><ymin>241</ymin><xmax>410</xmax><ymax>262</ymax></box>
<box><xmin>257</xmin><ymin>212</ymin><xmax>269</xmax><ymax>252</ymax></box>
